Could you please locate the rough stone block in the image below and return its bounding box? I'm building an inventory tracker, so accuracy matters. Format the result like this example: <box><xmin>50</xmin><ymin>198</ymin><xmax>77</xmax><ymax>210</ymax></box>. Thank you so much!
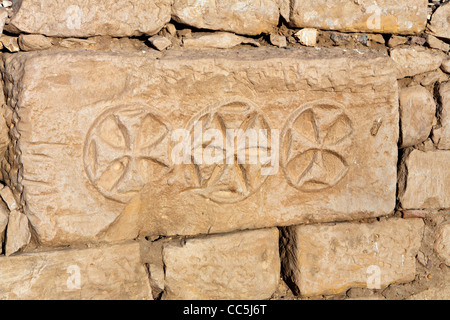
<box><xmin>0</xmin><ymin>242</ymin><xmax>152</xmax><ymax>300</ymax></box>
<box><xmin>1</xmin><ymin>48</ymin><xmax>398</xmax><ymax>246</ymax></box>
<box><xmin>400</xmin><ymin>150</ymin><xmax>450</xmax><ymax>209</ymax></box>
<box><xmin>428</xmin><ymin>2</ymin><xmax>450</xmax><ymax>41</ymax></box>
<box><xmin>435</xmin><ymin>222</ymin><xmax>450</xmax><ymax>266</ymax></box>
<box><xmin>162</xmin><ymin>228</ymin><xmax>280</xmax><ymax>300</ymax></box>
<box><xmin>433</xmin><ymin>81</ymin><xmax>450</xmax><ymax>149</ymax></box>
<box><xmin>289</xmin><ymin>0</ymin><xmax>428</xmax><ymax>34</ymax></box>
<box><xmin>5</xmin><ymin>0</ymin><xmax>172</xmax><ymax>37</ymax></box>
<box><xmin>399</xmin><ymin>86</ymin><xmax>436</xmax><ymax>148</ymax></box>
<box><xmin>281</xmin><ymin>219</ymin><xmax>424</xmax><ymax>297</ymax></box>
<box><xmin>172</xmin><ymin>0</ymin><xmax>285</xmax><ymax>36</ymax></box>
<box><xmin>390</xmin><ymin>47</ymin><xmax>444</xmax><ymax>79</ymax></box>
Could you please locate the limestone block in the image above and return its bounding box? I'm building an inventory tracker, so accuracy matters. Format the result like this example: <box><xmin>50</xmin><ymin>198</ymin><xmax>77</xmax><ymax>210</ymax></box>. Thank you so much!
<box><xmin>5</xmin><ymin>209</ymin><xmax>31</xmax><ymax>256</ymax></box>
<box><xmin>0</xmin><ymin>242</ymin><xmax>152</xmax><ymax>300</ymax></box>
<box><xmin>163</xmin><ymin>228</ymin><xmax>280</xmax><ymax>300</ymax></box>
<box><xmin>171</xmin><ymin>0</ymin><xmax>285</xmax><ymax>35</ymax></box>
<box><xmin>5</xmin><ymin>0</ymin><xmax>172</xmax><ymax>37</ymax></box>
<box><xmin>400</xmin><ymin>150</ymin><xmax>450</xmax><ymax>209</ymax></box>
<box><xmin>182</xmin><ymin>32</ymin><xmax>260</xmax><ymax>49</ymax></box>
<box><xmin>428</xmin><ymin>2</ymin><xmax>450</xmax><ymax>41</ymax></box>
<box><xmin>281</xmin><ymin>219</ymin><xmax>424</xmax><ymax>297</ymax></box>
<box><xmin>1</xmin><ymin>48</ymin><xmax>398</xmax><ymax>246</ymax></box>
<box><xmin>433</xmin><ymin>81</ymin><xmax>450</xmax><ymax>149</ymax></box>
<box><xmin>435</xmin><ymin>222</ymin><xmax>450</xmax><ymax>266</ymax></box>
<box><xmin>18</xmin><ymin>34</ymin><xmax>53</xmax><ymax>51</ymax></box>
<box><xmin>289</xmin><ymin>0</ymin><xmax>428</xmax><ymax>34</ymax></box>
<box><xmin>391</xmin><ymin>47</ymin><xmax>444</xmax><ymax>79</ymax></box>
<box><xmin>399</xmin><ymin>86</ymin><xmax>436</xmax><ymax>148</ymax></box>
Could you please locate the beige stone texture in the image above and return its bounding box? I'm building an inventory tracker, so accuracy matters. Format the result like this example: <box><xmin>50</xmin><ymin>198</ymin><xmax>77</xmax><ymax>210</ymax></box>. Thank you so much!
<box><xmin>400</xmin><ymin>150</ymin><xmax>450</xmax><ymax>209</ymax></box>
<box><xmin>435</xmin><ymin>222</ymin><xmax>450</xmax><ymax>266</ymax></box>
<box><xmin>148</xmin><ymin>35</ymin><xmax>172</xmax><ymax>51</ymax></box>
<box><xmin>171</xmin><ymin>0</ymin><xmax>285</xmax><ymax>36</ymax></box>
<box><xmin>289</xmin><ymin>0</ymin><xmax>428</xmax><ymax>34</ymax></box>
<box><xmin>182</xmin><ymin>32</ymin><xmax>260</xmax><ymax>49</ymax></box>
<box><xmin>162</xmin><ymin>228</ymin><xmax>280</xmax><ymax>300</ymax></box>
<box><xmin>391</xmin><ymin>47</ymin><xmax>444</xmax><ymax>79</ymax></box>
<box><xmin>4</xmin><ymin>209</ymin><xmax>31</xmax><ymax>256</ymax></box>
<box><xmin>427</xmin><ymin>2</ymin><xmax>450</xmax><ymax>40</ymax></box>
<box><xmin>5</xmin><ymin>0</ymin><xmax>172</xmax><ymax>37</ymax></box>
<box><xmin>442</xmin><ymin>59</ymin><xmax>450</xmax><ymax>74</ymax></box>
<box><xmin>281</xmin><ymin>219</ymin><xmax>424</xmax><ymax>297</ymax></box>
<box><xmin>294</xmin><ymin>28</ymin><xmax>318</xmax><ymax>47</ymax></box>
<box><xmin>399</xmin><ymin>86</ymin><xmax>436</xmax><ymax>148</ymax></box>
<box><xmin>427</xmin><ymin>35</ymin><xmax>450</xmax><ymax>53</ymax></box>
<box><xmin>0</xmin><ymin>242</ymin><xmax>152</xmax><ymax>300</ymax></box>
<box><xmin>433</xmin><ymin>81</ymin><xmax>450</xmax><ymax>149</ymax></box>
<box><xmin>18</xmin><ymin>34</ymin><xmax>53</xmax><ymax>51</ymax></box>
<box><xmin>1</xmin><ymin>48</ymin><xmax>398</xmax><ymax>246</ymax></box>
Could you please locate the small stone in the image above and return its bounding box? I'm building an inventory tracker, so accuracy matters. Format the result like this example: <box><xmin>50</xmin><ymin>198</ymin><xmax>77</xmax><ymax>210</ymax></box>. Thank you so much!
<box><xmin>417</xmin><ymin>251</ymin><xmax>427</xmax><ymax>266</ymax></box>
<box><xmin>294</xmin><ymin>28</ymin><xmax>318</xmax><ymax>47</ymax></box>
<box><xmin>442</xmin><ymin>59</ymin><xmax>450</xmax><ymax>74</ymax></box>
<box><xmin>269</xmin><ymin>34</ymin><xmax>287</xmax><ymax>48</ymax></box>
<box><xmin>0</xmin><ymin>7</ymin><xmax>7</xmax><ymax>34</ymax></box>
<box><xmin>409</xmin><ymin>36</ymin><xmax>426</xmax><ymax>46</ymax></box>
<box><xmin>402</xmin><ymin>210</ymin><xmax>426</xmax><ymax>219</ymax></box>
<box><xmin>1</xmin><ymin>0</ymin><xmax>12</xmax><ymax>7</ymax></box>
<box><xmin>391</xmin><ymin>47</ymin><xmax>444</xmax><ymax>79</ymax></box>
<box><xmin>177</xmin><ymin>29</ymin><xmax>192</xmax><ymax>38</ymax></box>
<box><xmin>0</xmin><ymin>204</ymin><xmax>8</xmax><ymax>254</ymax></box>
<box><xmin>418</xmin><ymin>69</ymin><xmax>448</xmax><ymax>87</ymax></box>
<box><xmin>330</xmin><ymin>32</ymin><xmax>352</xmax><ymax>45</ymax></box>
<box><xmin>183</xmin><ymin>32</ymin><xmax>260</xmax><ymax>49</ymax></box>
<box><xmin>0</xmin><ymin>186</ymin><xmax>18</xmax><ymax>211</ymax></box>
<box><xmin>435</xmin><ymin>222</ymin><xmax>450</xmax><ymax>266</ymax></box>
<box><xmin>165</xmin><ymin>23</ymin><xmax>176</xmax><ymax>37</ymax></box>
<box><xmin>399</xmin><ymin>86</ymin><xmax>436</xmax><ymax>148</ymax></box>
<box><xmin>388</xmin><ymin>35</ymin><xmax>408</xmax><ymax>48</ymax></box>
<box><xmin>18</xmin><ymin>34</ymin><xmax>53</xmax><ymax>51</ymax></box>
<box><xmin>369</xmin><ymin>34</ymin><xmax>385</xmax><ymax>45</ymax></box>
<box><xmin>0</xmin><ymin>35</ymin><xmax>19</xmax><ymax>52</ymax></box>
<box><xmin>148</xmin><ymin>35</ymin><xmax>171</xmax><ymax>51</ymax></box>
<box><xmin>5</xmin><ymin>210</ymin><xmax>31</xmax><ymax>256</ymax></box>
<box><xmin>427</xmin><ymin>35</ymin><xmax>450</xmax><ymax>52</ymax></box>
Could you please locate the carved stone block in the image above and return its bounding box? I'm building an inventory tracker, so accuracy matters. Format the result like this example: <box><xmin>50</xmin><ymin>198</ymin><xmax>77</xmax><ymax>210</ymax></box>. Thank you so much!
<box><xmin>1</xmin><ymin>48</ymin><xmax>398</xmax><ymax>245</ymax></box>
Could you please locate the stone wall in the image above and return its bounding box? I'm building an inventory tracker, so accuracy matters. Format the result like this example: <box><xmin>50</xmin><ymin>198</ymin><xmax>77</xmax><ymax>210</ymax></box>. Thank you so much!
<box><xmin>0</xmin><ymin>0</ymin><xmax>449</xmax><ymax>300</ymax></box>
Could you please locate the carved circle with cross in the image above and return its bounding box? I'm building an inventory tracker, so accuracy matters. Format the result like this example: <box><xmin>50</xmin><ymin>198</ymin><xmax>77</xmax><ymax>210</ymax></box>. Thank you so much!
<box><xmin>84</xmin><ymin>105</ymin><xmax>172</xmax><ymax>203</ymax></box>
<box><xmin>281</xmin><ymin>101</ymin><xmax>353</xmax><ymax>191</ymax></box>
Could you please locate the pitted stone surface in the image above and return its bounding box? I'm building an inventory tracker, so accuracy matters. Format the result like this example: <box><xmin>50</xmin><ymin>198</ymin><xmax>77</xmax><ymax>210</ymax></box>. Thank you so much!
<box><xmin>281</xmin><ymin>219</ymin><xmax>424</xmax><ymax>297</ymax></box>
<box><xmin>1</xmin><ymin>48</ymin><xmax>398</xmax><ymax>246</ymax></box>
<box><xmin>172</xmin><ymin>0</ymin><xmax>285</xmax><ymax>36</ymax></box>
<box><xmin>400</xmin><ymin>150</ymin><xmax>450</xmax><ymax>209</ymax></box>
<box><xmin>289</xmin><ymin>0</ymin><xmax>428</xmax><ymax>34</ymax></box>
<box><xmin>163</xmin><ymin>228</ymin><xmax>280</xmax><ymax>300</ymax></box>
<box><xmin>0</xmin><ymin>242</ymin><xmax>152</xmax><ymax>300</ymax></box>
<box><xmin>5</xmin><ymin>0</ymin><xmax>172</xmax><ymax>37</ymax></box>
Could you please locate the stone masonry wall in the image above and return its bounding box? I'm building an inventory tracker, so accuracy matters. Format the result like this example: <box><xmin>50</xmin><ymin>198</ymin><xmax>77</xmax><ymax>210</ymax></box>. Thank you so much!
<box><xmin>0</xmin><ymin>0</ymin><xmax>449</xmax><ymax>300</ymax></box>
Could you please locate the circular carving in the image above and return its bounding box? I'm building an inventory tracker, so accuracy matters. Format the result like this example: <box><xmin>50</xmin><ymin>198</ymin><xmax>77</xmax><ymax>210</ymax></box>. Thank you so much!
<box><xmin>185</xmin><ymin>99</ymin><xmax>273</xmax><ymax>203</ymax></box>
<box><xmin>84</xmin><ymin>105</ymin><xmax>172</xmax><ymax>203</ymax></box>
<box><xmin>281</xmin><ymin>101</ymin><xmax>353</xmax><ymax>191</ymax></box>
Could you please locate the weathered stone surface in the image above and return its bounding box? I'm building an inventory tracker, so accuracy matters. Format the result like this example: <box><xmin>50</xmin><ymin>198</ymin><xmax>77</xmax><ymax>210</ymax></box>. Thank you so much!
<box><xmin>281</xmin><ymin>219</ymin><xmax>424</xmax><ymax>297</ymax></box>
<box><xmin>432</xmin><ymin>81</ymin><xmax>450</xmax><ymax>149</ymax></box>
<box><xmin>5</xmin><ymin>0</ymin><xmax>172</xmax><ymax>37</ymax></box>
<box><xmin>435</xmin><ymin>222</ymin><xmax>450</xmax><ymax>266</ymax></box>
<box><xmin>391</xmin><ymin>47</ymin><xmax>444</xmax><ymax>78</ymax></box>
<box><xmin>428</xmin><ymin>2</ymin><xmax>450</xmax><ymax>40</ymax></box>
<box><xmin>409</xmin><ymin>284</ymin><xmax>450</xmax><ymax>300</ymax></box>
<box><xmin>0</xmin><ymin>203</ymin><xmax>8</xmax><ymax>254</ymax></box>
<box><xmin>427</xmin><ymin>35</ymin><xmax>450</xmax><ymax>53</ymax></box>
<box><xmin>400</xmin><ymin>150</ymin><xmax>450</xmax><ymax>209</ymax></box>
<box><xmin>294</xmin><ymin>28</ymin><xmax>318</xmax><ymax>47</ymax></box>
<box><xmin>171</xmin><ymin>0</ymin><xmax>284</xmax><ymax>35</ymax></box>
<box><xmin>289</xmin><ymin>0</ymin><xmax>428</xmax><ymax>34</ymax></box>
<box><xmin>0</xmin><ymin>242</ymin><xmax>152</xmax><ymax>299</ymax></box>
<box><xmin>1</xmin><ymin>48</ymin><xmax>398</xmax><ymax>246</ymax></box>
<box><xmin>148</xmin><ymin>35</ymin><xmax>171</xmax><ymax>51</ymax></box>
<box><xmin>163</xmin><ymin>228</ymin><xmax>280</xmax><ymax>300</ymax></box>
<box><xmin>182</xmin><ymin>32</ymin><xmax>259</xmax><ymax>49</ymax></box>
<box><xmin>18</xmin><ymin>34</ymin><xmax>53</xmax><ymax>51</ymax></box>
<box><xmin>0</xmin><ymin>185</ymin><xmax>18</xmax><ymax>211</ymax></box>
<box><xmin>269</xmin><ymin>34</ymin><xmax>287</xmax><ymax>48</ymax></box>
<box><xmin>399</xmin><ymin>86</ymin><xmax>436</xmax><ymax>148</ymax></box>
<box><xmin>0</xmin><ymin>35</ymin><xmax>19</xmax><ymax>52</ymax></box>
<box><xmin>5</xmin><ymin>210</ymin><xmax>31</xmax><ymax>256</ymax></box>
<box><xmin>442</xmin><ymin>59</ymin><xmax>450</xmax><ymax>74</ymax></box>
